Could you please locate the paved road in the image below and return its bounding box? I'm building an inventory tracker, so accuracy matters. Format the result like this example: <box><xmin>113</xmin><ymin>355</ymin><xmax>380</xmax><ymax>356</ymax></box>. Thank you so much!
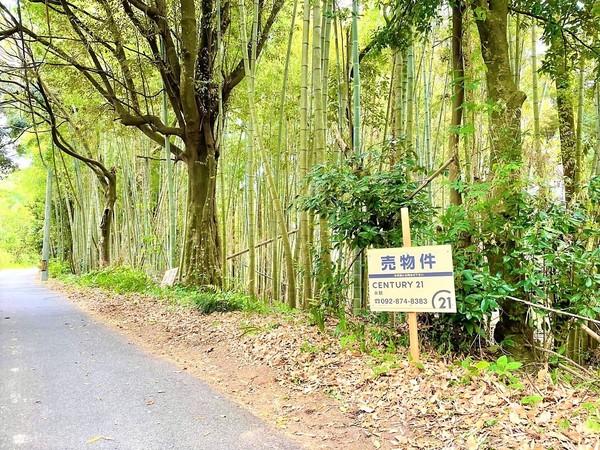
<box><xmin>0</xmin><ymin>269</ymin><xmax>300</xmax><ymax>450</ymax></box>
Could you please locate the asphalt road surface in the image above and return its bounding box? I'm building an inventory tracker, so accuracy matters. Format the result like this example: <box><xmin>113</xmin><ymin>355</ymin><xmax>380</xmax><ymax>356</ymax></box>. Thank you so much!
<box><xmin>0</xmin><ymin>269</ymin><xmax>300</xmax><ymax>450</ymax></box>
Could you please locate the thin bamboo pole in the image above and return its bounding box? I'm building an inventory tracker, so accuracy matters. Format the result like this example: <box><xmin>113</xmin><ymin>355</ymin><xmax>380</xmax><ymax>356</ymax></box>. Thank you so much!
<box><xmin>531</xmin><ymin>23</ymin><xmax>542</xmax><ymax>179</ymax></box>
<box><xmin>299</xmin><ymin>0</ymin><xmax>312</xmax><ymax>307</ymax></box>
<box><xmin>238</xmin><ymin>0</ymin><xmax>297</xmax><ymax>307</ymax></box>
<box><xmin>351</xmin><ymin>0</ymin><xmax>363</xmax><ymax>313</ymax></box>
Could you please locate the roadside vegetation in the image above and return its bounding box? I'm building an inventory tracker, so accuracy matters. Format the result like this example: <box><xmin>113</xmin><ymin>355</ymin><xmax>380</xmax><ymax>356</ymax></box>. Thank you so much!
<box><xmin>52</xmin><ymin>264</ymin><xmax>269</xmax><ymax>315</ymax></box>
<box><xmin>53</xmin><ymin>268</ymin><xmax>600</xmax><ymax>447</ymax></box>
<box><xmin>1</xmin><ymin>0</ymin><xmax>599</xmax><ymax>445</ymax></box>
<box><xmin>0</xmin><ymin>162</ymin><xmax>45</xmax><ymax>268</ymax></box>
<box><xmin>51</xmin><ymin>264</ymin><xmax>600</xmax><ymax>389</ymax></box>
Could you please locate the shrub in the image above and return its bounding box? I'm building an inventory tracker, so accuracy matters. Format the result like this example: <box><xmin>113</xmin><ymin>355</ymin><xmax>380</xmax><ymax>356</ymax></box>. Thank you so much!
<box><xmin>426</xmin><ymin>178</ymin><xmax>600</xmax><ymax>353</ymax></box>
<box><xmin>49</xmin><ymin>259</ymin><xmax>72</xmax><ymax>278</ymax></box>
<box><xmin>302</xmin><ymin>158</ymin><xmax>600</xmax><ymax>355</ymax></box>
<box><xmin>180</xmin><ymin>288</ymin><xmax>265</xmax><ymax>315</ymax></box>
<box><xmin>190</xmin><ymin>291</ymin><xmax>243</xmax><ymax>314</ymax></box>
<box><xmin>302</xmin><ymin>159</ymin><xmax>434</xmax><ymax>250</ymax></box>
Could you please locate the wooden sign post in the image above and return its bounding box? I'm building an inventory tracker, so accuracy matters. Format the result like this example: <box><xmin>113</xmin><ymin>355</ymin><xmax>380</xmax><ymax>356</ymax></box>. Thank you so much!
<box><xmin>366</xmin><ymin>207</ymin><xmax>456</xmax><ymax>366</ymax></box>
<box><xmin>400</xmin><ymin>207</ymin><xmax>420</xmax><ymax>363</ymax></box>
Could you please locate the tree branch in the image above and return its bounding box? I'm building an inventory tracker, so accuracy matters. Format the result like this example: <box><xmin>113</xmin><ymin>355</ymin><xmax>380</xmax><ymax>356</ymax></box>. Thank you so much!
<box><xmin>509</xmin><ymin>6</ymin><xmax>600</xmax><ymax>58</ymax></box>
<box><xmin>223</xmin><ymin>0</ymin><xmax>284</xmax><ymax>101</ymax></box>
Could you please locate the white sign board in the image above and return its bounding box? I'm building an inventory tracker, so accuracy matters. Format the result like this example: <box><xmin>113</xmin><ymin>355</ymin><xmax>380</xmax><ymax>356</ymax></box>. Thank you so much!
<box><xmin>367</xmin><ymin>245</ymin><xmax>456</xmax><ymax>313</ymax></box>
<box><xmin>160</xmin><ymin>268</ymin><xmax>179</xmax><ymax>287</ymax></box>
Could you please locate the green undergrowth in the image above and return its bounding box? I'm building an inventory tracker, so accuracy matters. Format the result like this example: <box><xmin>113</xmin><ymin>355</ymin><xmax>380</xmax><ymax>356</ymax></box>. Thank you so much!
<box><xmin>51</xmin><ymin>264</ymin><xmax>599</xmax><ymax>404</ymax></box>
<box><xmin>156</xmin><ymin>285</ymin><xmax>273</xmax><ymax>314</ymax></box>
<box><xmin>314</xmin><ymin>307</ymin><xmax>600</xmax><ymax>392</ymax></box>
<box><xmin>79</xmin><ymin>266</ymin><xmax>151</xmax><ymax>293</ymax></box>
<box><xmin>51</xmin><ymin>264</ymin><xmax>288</xmax><ymax>315</ymax></box>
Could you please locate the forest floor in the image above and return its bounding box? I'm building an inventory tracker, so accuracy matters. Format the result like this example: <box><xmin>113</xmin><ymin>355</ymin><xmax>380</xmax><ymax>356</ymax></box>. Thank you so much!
<box><xmin>50</xmin><ymin>281</ymin><xmax>600</xmax><ymax>450</ymax></box>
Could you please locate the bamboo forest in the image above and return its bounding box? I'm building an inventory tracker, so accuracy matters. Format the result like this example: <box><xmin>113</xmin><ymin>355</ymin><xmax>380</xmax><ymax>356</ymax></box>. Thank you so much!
<box><xmin>0</xmin><ymin>0</ymin><xmax>600</xmax><ymax>448</ymax></box>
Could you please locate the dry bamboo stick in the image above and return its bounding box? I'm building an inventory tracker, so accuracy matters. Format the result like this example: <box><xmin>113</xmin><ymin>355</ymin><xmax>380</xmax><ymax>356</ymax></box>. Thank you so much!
<box><xmin>506</xmin><ymin>296</ymin><xmax>600</xmax><ymax>325</ymax></box>
<box><xmin>227</xmin><ymin>229</ymin><xmax>299</xmax><ymax>260</ymax></box>
<box><xmin>581</xmin><ymin>323</ymin><xmax>600</xmax><ymax>344</ymax></box>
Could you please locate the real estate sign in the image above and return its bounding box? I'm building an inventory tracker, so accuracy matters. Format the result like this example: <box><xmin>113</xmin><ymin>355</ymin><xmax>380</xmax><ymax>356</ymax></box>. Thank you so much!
<box><xmin>367</xmin><ymin>245</ymin><xmax>456</xmax><ymax>313</ymax></box>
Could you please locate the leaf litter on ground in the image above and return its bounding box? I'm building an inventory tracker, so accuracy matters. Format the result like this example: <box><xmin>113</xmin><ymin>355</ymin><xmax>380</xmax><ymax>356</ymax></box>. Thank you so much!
<box><xmin>53</xmin><ymin>282</ymin><xmax>600</xmax><ymax>450</ymax></box>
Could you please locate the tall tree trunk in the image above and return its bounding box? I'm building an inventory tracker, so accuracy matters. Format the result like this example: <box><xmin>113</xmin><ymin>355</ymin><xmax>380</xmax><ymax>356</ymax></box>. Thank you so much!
<box><xmin>322</xmin><ymin>0</ymin><xmax>333</xmax><ymax>126</ymax></box>
<box><xmin>594</xmin><ymin>84</ymin><xmax>600</xmax><ymax>177</ymax></box>
<box><xmin>551</xmin><ymin>36</ymin><xmax>577</xmax><ymax>202</ymax></box>
<box><xmin>405</xmin><ymin>36</ymin><xmax>415</xmax><ymax>156</ymax></box>
<box><xmin>462</xmin><ymin>18</ymin><xmax>477</xmax><ymax>183</ymax></box>
<box><xmin>391</xmin><ymin>50</ymin><xmax>403</xmax><ymax>137</ymax></box>
<box><xmin>99</xmin><ymin>171</ymin><xmax>117</xmax><ymax>267</ymax></box>
<box><xmin>391</xmin><ymin>48</ymin><xmax>404</xmax><ymax>164</ymax></box>
<box><xmin>351</xmin><ymin>0</ymin><xmax>364</xmax><ymax>312</ymax></box>
<box><xmin>473</xmin><ymin>0</ymin><xmax>526</xmax><ymax>170</ymax></box>
<box><xmin>423</xmin><ymin>40</ymin><xmax>433</xmax><ymax>177</ymax></box>
<box><xmin>449</xmin><ymin>2</ymin><xmax>464</xmax><ymax>206</ymax></box>
<box><xmin>182</xmin><ymin>136</ymin><xmax>221</xmax><ymax>286</ymax></box>
<box><xmin>575</xmin><ymin>58</ymin><xmax>584</xmax><ymax>192</ymax></box>
<box><xmin>311</xmin><ymin>0</ymin><xmax>333</xmax><ymax>298</ymax></box>
<box><xmin>513</xmin><ymin>14</ymin><xmax>522</xmax><ymax>88</ymax></box>
<box><xmin>272</xmin><ymin>0</ymin><xmax>299</xmax><ymax>302</ymax></box>
<box><xmin>333</xmin><ymin>3</ymin><xmax>347</xmax><ymax>158</ymax></box>
<box><xmin>400</xmin><ymin>48</ymin><xmax>408</xmax><ymax>149</ymax></box>
<box><xmin>473</xmin><ymin>0</ymin><xmax>527</xmax><ymax>339</ymax></box>
<box><xmin>299</xmin><ymin>0</ymin><xmax>312</xmax><ymax>307</ymax></box>
<box><xmin>351</xmin><ymin>0</ymin><xmax>361</xmax><ymax>159</ymax></box>
<box><xmin>246</xmin><ymin>137</ymin><xmax>256</xmax><ymax>297</ymax></box>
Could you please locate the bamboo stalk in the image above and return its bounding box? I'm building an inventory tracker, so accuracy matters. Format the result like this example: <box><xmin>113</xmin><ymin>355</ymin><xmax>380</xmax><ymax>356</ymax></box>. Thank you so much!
<box><xmin>531</xmin><ymin>22</ymin><xmax>542</xmax><ymax>179</ymax></box>
<box><xmin>299</xmin><ymin>0</ymin><xmax>312</xmax><ymax>307</ymax></box>
<box><xmin>581</xmin><ymin>324</ymin><xmax>600</xmax><ymax>344</ymax></box>
<box><xmin>237</xmin><ymin>0</ymin><xmax>297</xmax><ymax>307</ymax></box>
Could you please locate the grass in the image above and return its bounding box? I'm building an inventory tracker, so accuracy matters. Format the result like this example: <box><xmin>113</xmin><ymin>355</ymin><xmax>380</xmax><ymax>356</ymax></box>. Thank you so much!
<box><xmin>52</xmin><ymin>265</ymin><xmax>410</xmax><ymax>360</ymax></box>
<box><xmin>48</xmin><ymin>260</ymin><xmax>73</xmax><ymax>277</ymax></box>
<box><xmin>78</xmin><ymin>266</ymin><xmax>152</xmax><ymax>293</ymax></box>
<box><xmin>52</xmin><ymin>263</ymin><xmax>280</xmax><ymax>316</ymax></box>
<box><xmin>158</xmin><ymin>285</ymin><xmax>268</xmax><ymax>314</ymax></box>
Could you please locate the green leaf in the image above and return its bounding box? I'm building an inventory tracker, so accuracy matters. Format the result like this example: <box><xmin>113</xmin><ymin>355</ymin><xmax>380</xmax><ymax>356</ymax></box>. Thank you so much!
<box><xmin>558</xmin><ymin>418</ymin><xmax>570</xmax><ymax>430</ymax></box>
<box><xmin>496</xmin><ymin>355</ymin><xmax>508</xmax><ymax>368</ymax></box>
<box><xmin>583</xmin><ymin>418</ymin><xmax>600</xmax><ymax>434</ymax></box>
<box><xmin>506</xmin><ymin>361</ymin><xmax>522</xmax><ymax>371</ymax></box>
<box><xmin>475</xmin><ymin>361</ymin><xmax>490</xmax><ymax>371</ymax></box>
<box><xmin>520</xmin><ymin>395</ymin><xmax>543</xmax><ymax>406</ymax></box>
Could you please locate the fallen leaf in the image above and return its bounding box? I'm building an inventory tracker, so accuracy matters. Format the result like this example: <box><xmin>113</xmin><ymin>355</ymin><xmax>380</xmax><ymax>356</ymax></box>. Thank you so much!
<box><xmin>509</xmin><ymin>411</ymin><xmax>522</xmax><ymax>425</ymax></box>
<box><xmin>86</xmin><ymin>435</ymin><xmax>113</xmax><ymax>444</ymax></box>
<box><xmin>394</xmin><ymin>435</ymin><xmax>408</xmax><ymax>445</ymax></box>
<box><xmin>465</xmin><ymin>435</ymin><xmax>478</xmax><ymax>450</ymax></box>
<box><xmin>535</xmin><ymin>411</ymin><xmax>552</xmax><ymax>425</ymax></box>
<box><xmin>56</xmin><ymin>280</ymin><xmax>600</xmax><ymax>450</ymax></box>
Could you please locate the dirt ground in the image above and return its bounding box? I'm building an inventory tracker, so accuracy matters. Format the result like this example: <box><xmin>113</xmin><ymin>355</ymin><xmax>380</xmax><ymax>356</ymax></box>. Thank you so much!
<box><xmin>50</xmin><ymin>282</ymin><xmax>600</xmax><ymax>450</ymax></box>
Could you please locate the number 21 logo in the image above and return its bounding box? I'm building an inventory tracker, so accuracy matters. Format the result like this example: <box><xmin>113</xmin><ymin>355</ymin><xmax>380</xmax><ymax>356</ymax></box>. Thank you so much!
<box><xmin>432</xmin><ymin>290</ymin><xmax>452</xmax><ymax>309</ymax></box>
